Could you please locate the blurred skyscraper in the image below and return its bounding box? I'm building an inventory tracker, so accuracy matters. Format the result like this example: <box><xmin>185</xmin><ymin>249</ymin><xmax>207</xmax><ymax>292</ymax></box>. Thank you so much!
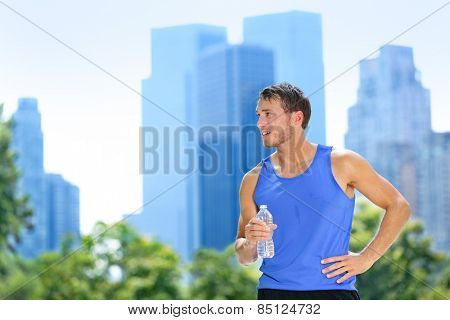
<box><xmin>11</xmin><ymin>98</ymin><xmax>80</xmax><ymax>257</ymax></box>
<box><xmin>345</xmin><ymin>45</ymin><xmax>449</xmax><ymax>252</ymax></box>
<box><xmin>11</xmin><ymin>98</ymin><xmax>46</xmax><ymax>258</ymax></box>
<box><xmin>45</xmin><ymin>173</ymin><xmax>80</xmax><ymax>251</ymax></box>
<box><xmin>374</xmin><ymin>143</ymin><xmax>418</xmax><ymax>211</ymax></box>
<box><xmin>243</xmin><ymin>10</ymin><xmax>326</xmax><ymax>145</ymax></box>
<box><xmin>346</xmin><ymin>45</ymin><xmax>431</xmax><ymax>160</ymax></box>
<box><xmin>417</xmin><ymin>132</ymin><xmax>450</xmax><ymax>252</ymax></box>
<box><xmin>133</xmin><ymin>24</ymin><xmax>227</xmax><ymax>261</ymax></box>
<box><xmin>195</xmin><ymin>44</ymin><xmax>274</xmax><ymax>250</ymax></box>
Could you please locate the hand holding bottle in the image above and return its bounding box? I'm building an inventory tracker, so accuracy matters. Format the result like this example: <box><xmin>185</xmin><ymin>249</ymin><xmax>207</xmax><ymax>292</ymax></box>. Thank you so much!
<box><xmin>244</xmin><ymin>217</ymin><xmax>277</xmax><ymax>247</ymax></box>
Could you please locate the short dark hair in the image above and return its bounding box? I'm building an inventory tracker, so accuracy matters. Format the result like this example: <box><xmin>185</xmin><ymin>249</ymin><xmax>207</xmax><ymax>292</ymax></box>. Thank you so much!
<box><xmin>258</xmin><ymin>82</ymin><xmax>311</xmax><ymax>129</ymax></box>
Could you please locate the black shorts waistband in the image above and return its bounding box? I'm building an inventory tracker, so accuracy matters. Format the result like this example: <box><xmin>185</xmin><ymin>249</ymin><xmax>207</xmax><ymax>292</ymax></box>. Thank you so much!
<box><xmin>257</xmin><ymin>288</ymin><xmax>361</xmax><ymax>300</ymax></box>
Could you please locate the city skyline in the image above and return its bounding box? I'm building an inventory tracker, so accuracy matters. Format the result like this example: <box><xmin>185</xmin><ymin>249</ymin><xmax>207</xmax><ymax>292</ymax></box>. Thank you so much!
<box><xmin>1</xmin><ymin>0</ymin><xmax>449</xmax><ymax>233</ymax></box>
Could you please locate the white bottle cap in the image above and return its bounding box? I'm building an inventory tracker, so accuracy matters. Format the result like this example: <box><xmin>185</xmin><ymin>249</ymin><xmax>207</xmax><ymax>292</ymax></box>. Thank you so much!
<box><xmin>260</xmin><ymin>204</ymin><xmax>267</xmax><ymax>209</ymax></box>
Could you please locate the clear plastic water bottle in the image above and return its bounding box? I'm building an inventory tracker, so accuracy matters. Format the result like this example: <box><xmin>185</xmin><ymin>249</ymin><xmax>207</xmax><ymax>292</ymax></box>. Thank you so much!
<box><xmin>256</xmin><ymin>204</ymin><xmax>275</xmax><ymax>258</ymax></box>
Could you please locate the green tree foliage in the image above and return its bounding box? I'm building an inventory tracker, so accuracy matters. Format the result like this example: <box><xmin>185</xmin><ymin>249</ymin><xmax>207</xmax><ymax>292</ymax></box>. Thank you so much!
<box><xmin>91</xmin><ymin>222</ymin><xmax>183</xmax><ymax>299</ymax></box>
<box><xmin>187</xmin><ymin>245</ymin><xmax>259</xmax><ymax>299</ymax></box>
<box><xmin>0</xmin><ymin>251</ymin><xmax>35</xmax><ymax>299</ymax></box>
<box><xmin>420</xmin><ymin>264</ymin><xmax>450</xmax><ymax>299</ymax></box>
<box><xmin>0</xmin><ymin>222</ymin><xmax>184</xmax><ymax>299</ymax></box>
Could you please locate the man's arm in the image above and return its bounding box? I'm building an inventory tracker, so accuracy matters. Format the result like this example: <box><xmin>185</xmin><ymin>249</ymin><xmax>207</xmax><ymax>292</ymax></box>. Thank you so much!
<box><xmin>235</xmin><ymin>163</ymin><xmax>278</xmax><ymax>266</ymax></box>
<box><xmin>321</xmin><ymin>149</ymin><xmax>411</xmax><ymax>283</ymax></box>
<box><xmin>235</xmin><ymin>165</ymin><xmax>260</xmax><ymax>266</ymax></box>
<box><xmin>347</xmin><ymin>151</ymin><xmax>411</xmax><ymax>264</ymax></box>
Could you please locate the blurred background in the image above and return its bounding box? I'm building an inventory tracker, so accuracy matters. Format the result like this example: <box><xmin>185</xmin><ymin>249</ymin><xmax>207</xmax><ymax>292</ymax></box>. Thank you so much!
<box><xmin>0</xmin><ymin>0</ymin><xmax>449</xmax><ymax>299</ymax></box>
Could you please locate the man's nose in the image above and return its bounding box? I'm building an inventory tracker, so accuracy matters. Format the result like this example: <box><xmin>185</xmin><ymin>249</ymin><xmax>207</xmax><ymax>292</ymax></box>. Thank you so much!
<box><xmin>257</xmin><ymin>117</ymin><xmax>267</xmax><ymax>129</ymax></box>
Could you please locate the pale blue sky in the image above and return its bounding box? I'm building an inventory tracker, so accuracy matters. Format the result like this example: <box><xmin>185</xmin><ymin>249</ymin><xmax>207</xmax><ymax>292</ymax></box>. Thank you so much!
<box><xmin>1</xmin><ymin>0</ymin><xmax>449</xmax><ymax>232</ymax></box>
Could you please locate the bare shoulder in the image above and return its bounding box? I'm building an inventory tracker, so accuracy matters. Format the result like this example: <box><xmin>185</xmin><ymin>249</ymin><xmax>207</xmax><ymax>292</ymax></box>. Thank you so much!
<box><xmin>240</xmin><ymin>162</ymin><xmax>262</xmax><ymax>193</ymax></box>
<box><xmin>330</xmin><ymin>147</ymin><xmax>373</xmax><ymax>184</ymax></box>
<box><xmin>330</xmin><ymin>147</ymin><xmax>365</xmax><ymax>165</ymax></box>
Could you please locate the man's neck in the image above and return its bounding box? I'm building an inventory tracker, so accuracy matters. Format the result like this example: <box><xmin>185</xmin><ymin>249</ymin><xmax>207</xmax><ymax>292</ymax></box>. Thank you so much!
<box><xmin>275</xmin><ymin>135</ymin><xmax>316</xmax><ymax>170</ymax></box>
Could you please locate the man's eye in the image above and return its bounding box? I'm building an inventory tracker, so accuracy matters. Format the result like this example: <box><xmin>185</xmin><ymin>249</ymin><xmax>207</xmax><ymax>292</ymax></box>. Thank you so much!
<box><xmin>266</xmin><ymin>112</ymin><xmax>270</xmax><ymax>117</ymax></box>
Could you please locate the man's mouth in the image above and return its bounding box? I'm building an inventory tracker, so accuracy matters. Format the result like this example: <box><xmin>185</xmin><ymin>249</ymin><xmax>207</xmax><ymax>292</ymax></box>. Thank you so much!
<box><xmin>262</xmin><ymin>130</ymin><xmax>271</xmax><ymax>136</ymax></box>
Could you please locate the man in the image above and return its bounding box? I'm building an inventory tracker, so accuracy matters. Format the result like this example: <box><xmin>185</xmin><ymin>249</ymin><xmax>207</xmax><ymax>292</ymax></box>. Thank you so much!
<box><xmin>234</xmin><ymin>83</ymin><xmax>411</xmax><ymax>300</ymax></box>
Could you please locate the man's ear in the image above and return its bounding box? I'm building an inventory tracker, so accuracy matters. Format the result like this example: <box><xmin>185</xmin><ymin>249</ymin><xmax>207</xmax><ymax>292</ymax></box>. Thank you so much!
<box><xmin>292</xmin><ymin>110</ymin><xmax>304</xmax><ymax>126</ymax></box>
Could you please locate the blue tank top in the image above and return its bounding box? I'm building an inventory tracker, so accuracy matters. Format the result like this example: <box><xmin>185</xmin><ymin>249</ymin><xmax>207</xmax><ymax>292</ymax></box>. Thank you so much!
<box><xmin>254</xmin><ymin>144</ymin><xmax>357</xmax><ymax>291</ymax></box>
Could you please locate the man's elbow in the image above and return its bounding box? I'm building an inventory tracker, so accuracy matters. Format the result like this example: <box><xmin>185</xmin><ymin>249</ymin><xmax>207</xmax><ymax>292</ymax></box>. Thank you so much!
<box><xmin>397</xmin><ymin>196</ymin><xmax>412</xmax><ymax>219</ymax></box>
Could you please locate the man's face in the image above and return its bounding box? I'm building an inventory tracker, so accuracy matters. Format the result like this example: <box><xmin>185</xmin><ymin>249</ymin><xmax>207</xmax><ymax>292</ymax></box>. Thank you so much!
<box><xmin>256</xmin><ymin>98</ymin><xmax>294</xmax><ymax>148</ymax></box>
